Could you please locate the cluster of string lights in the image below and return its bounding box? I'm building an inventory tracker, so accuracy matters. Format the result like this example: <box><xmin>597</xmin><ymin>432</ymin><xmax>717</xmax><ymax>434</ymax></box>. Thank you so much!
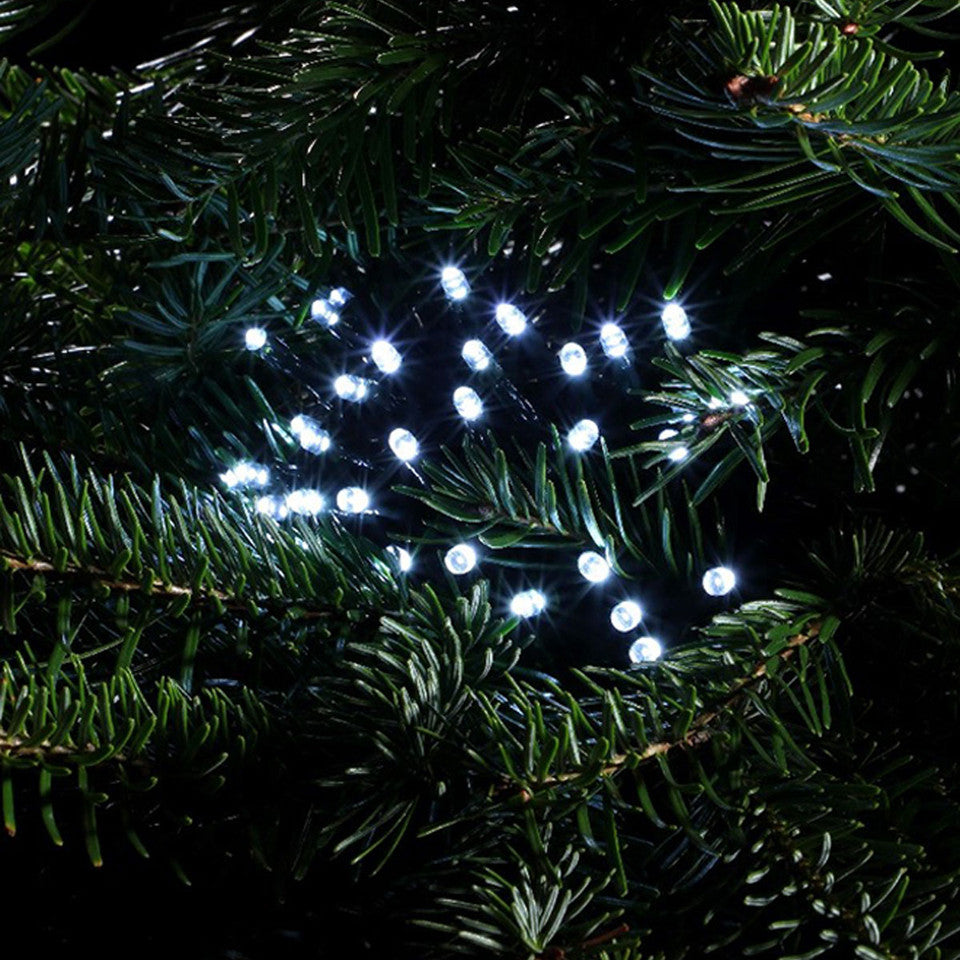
<box><xmin>228</xmin><ymin>266</ymin><xmax>740</xmax><ymax>664</ymax></box>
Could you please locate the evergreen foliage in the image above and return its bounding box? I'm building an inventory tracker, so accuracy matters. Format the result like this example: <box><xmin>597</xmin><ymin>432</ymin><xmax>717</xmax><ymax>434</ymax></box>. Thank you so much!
<box><xmin>1</xmin><ymin>1</ymin><xmax>960</xmax><ymax>957</ymax></box>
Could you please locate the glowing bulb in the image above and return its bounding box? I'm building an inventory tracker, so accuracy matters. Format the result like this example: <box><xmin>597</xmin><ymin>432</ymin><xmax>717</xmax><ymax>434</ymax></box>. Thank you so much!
<box><xmin>729</xmin><ymin>389</ymin><xmax>750</xmax><ymax>406</ymax></box>
<box><xmin>708</xmin><ymin>397</ymin><xmax>724</xmax><ymax>410</ymax></box>
<box><xmin>328</xmin><ymin>287</ymin><xmax>349</xmax><ymax>307</ymax></box>
<box><xmin>559</xmin><ymin>342</ymin><xmax>587</xmax><ymax>376</ymax></box>
<box><xmin>681</xmin><ymin>413</ymin><xmax>696</xmax><ymax>423</ymax></box>
<box><xmin>334</xmin><ymin>374</ymin><xmax>368</xmax><ymax>401</ymax></box>
<box><xmin>661</xmin><ymin>302</ymin><xmax>690</xmax><ymax>340</ymax></box>
<box><xmin>371</xmin><ymin>339</ymin><xmax>402</xmax><ymax>374</ymax></box>
<box><xmin>668</xmin><ymin>446</ymin><xmax>689</xmax><ymax>462</ymax></box>
<box><xmin>628</xmin><ymin>636</ymin><xmax>663</xmax><ymax>663</ymax></box>
<box><xmin>285</xmin><ymin>489</ymin><xmax>324</xmax><ymax>516</ymax></box>
<box><xmin>255</xmin><ymin>495</ymin><xmax>288</xmax><ymax>520</ymax></box>
<box><xmin>244</xmin><ymin>326</ymin><xmax>267</xmax><ymax>350</ymax></box>
<box><xmin>567</xmin><ymin>419</ymin><xmax>599</xmax><ymax>452</ymax></box>
<box><xmin>310</xmin><ymin>298</ymin><xmax>340</xmax><ymax>325</ymax></box>
<box><xmin>702</xmin><ymin>566</ymin><xmax>736</xmax><ymax>596</ymax></box>
<box><xmin>386</xmin><ymin>545</ymin><xmax>413</xmax><ymax>572</ymax></box>
<box><xmin>510</xmin><ymin>589</ymin><xmax>546</xmax><ymax>618</ymax></box>
<box><xmin>388</xmin><ymin>427</ymin><xmax>419</xmax><ymax>461</ymax></box>
<box><xmin>445</xmin><ymin>543</ymin><xmax>477</xmax><ymax>575</ymax></box>
<box><xmin>578</xmin><ymin>551</ymin><xmax>611</xmax><ymax>583</ymax></box>
<box><xmin>220</xmin><ymin>461</ymin><xmax>269</xmax><ymax>489</ymax></box>
<box><xmin>291</xmin><ymin>415</ymin><xmax>331</xmax><ymax>454</ymax></box>
<box><xmin>462</xmin><ymin>339</ymin><xmax>493</xmax><ymax>371</ymax></box>
<box><xmin>495</xmin><ymin>303</ymin><xmax>527</xmax><ymax>336</ymax></box>
<box><xmin>337</xmin><ymin>487</ymin><xmax>370</xmax><ymax>513</ymax></box>
<box><xmin>611</xmin><ymin>600</ymin><xmax>643</xmax><ymax>633</ymax></box>
<box><xmin>658</xmin><ymin>428</ymin><xmax>678</xmax><ymax>440</ymax></box>
<box><xmin>453</xmin><ymin>386</ymin><xmax>483</xmax><ymax>421</ymax></box>
<box><xmin>441</xmin><ymin>266</ymin><xmax>470</xmax><ymax>301</ymax></box>
<box><xmin>600</xmin><ymin>323</ymin><xmax>629</xmax><ymax>359</ymax></box>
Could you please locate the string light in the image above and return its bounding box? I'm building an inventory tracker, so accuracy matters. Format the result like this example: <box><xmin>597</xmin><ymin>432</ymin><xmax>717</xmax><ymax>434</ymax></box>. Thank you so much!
<box><xmin>310</xmin><ymin>298</ymin><xmax>340</xmax><ymax>326</ymax></box>
<box><xmin>510</xmin><ymin>589</ymin><xmax>546</xmax><ymax>618</ymax></box>
<box><xmin>328</xmin><ymin>287</ymin><xmax>349</xmax><ymax>307</ymax></box>
<box><xmin>453</xmin><ymin>386</ymin><xmax>483</xmax><ymax>421</ymax></box>
<box><xmin>729</xmin><ymin>389</ymin><xmax>750</xmax><ymax>406</ymax></box>
<box><xmin>599</xmin><ymin>323</ymin><xmax>629</xmax><ymax>359</ymax></box>
<box><xmin>445</xmin><ymin>543</ymin><xmax>477</xmax><ymax>575</ymax></box>
<box><xmin>681</xmin><ymin>413</ymin><xmax>696</xmax><ymax>423</ymax></box>
<box><xmin>220</xmin><ymin>461</ymin><xmax>269</xmax><ymax>489</ymax></box>
<box><xmin>667</xmin><ymin>446</ymin><xmax>689</xmax><ymax>462</ymax></box>
<box><xmin>244</xmin><ymin>327</ymin><xmax>267</xmax><ymax>350</ymax></box>
<box><xmin>660</xmin><ymin>302</ymin><xmax>690</xmax><ymax>341</ymax></box>
<box><xmin>702</xmin><ymin>566</ymin><xmax>736</xmax><ymax>596</ymax></box>
<box><xmin>255</xmin><ymin>495</ymin><xmax>288</xmax><ymax>520</ymax></box>
<box><xmin>371</xmin><ymin>339</ymin><xmax>402</xmax><ymax>374</ymax></box>
<box><xmin>628</xmin><ymin>636</ymin><xmax>663</xmax><ymax>663</ymax></box>
<box><xmin>386</xmin><ymin>545</ymin><xmax>413</xmax><ymax>572</ymax></box>
<box><xmin>578</xmin><ymin>551</ymin><xmax>611</xmax><ymax>583</ymax></box>
<box><xmin>337</xmin><ymin>487</ymin><xmax>371</xmax><ymax>513</ymax></box>
<box><xmin>285</xmin><ymin>489</ymin><xmax>324</xmax><ymax>516</ymax></box>
<box><xmin>610</xmin><ymin>600</ymin><xmax>643</xmax><ymax>633</ymax></box>
<box><xmin>658</xmin><ymin>428</ymin><xmax>678</xmax><ymax>440</ymax></box>
<box><xmin>334</xmin><ymin>374</ymin><xmax>369</xmax><ymax>401</ymax></box>
<box><xmin>567</xmin><ymin>419</ymin><xmax>599</xmax><ymax>452</ymax></box>
<box><xmin>291</xmin><ymin>415</ymin><xmax>331</xmax><ymax>454</ymax></box>
<box><xmin>462</xmin><ymin>339</ymin><xmax>493</xmax><ymax>371</ymax></box>
<box><xmin>559</xmin><ymin>342</ymin><xmax>587</xmax><ymax>376</ymax></box>
<box><xmin>441</xmin><ymin>266</ymin><xmax>470</xmax><ymax>301</ymax></box>
<box><xmin>495</xmin><ymin>303</ymin><xmax>527</xmax><ymax>336</ymax></box>
<box><xmin>388</xmin><ymin>427</ymin><xmax>419</xmax><ymax>461</ymax></box>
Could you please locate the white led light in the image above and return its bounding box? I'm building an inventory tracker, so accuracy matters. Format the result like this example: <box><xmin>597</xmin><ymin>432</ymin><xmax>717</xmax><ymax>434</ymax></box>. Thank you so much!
<box><xmin>658</xmin><ymin>428</ymin><xmax>678</xmax><ymax>441</ymax></box>
<box><xmin>445</xmin><ymin>543</ymin><xmax>477</xmax><ymax>575</ymax></box>
<box><xmin>386</xmin><ymin>545</ymin><xmax>413</xmax><ymax>573</ymax></box>
<box><xmin>337</xmin><ymin>487</ymin><xmax>370</xmax><ymax>513</ymax></box>
<box><xmin>244</xmin><ymin>327</ymin><xmax>267</xmax><ymax>350</ymax></box>
<box><xmin>371</xmin><ymin>339</ymin><xmax>402</xmax><ymax>374</ymax></box>
<box><xmin>334</xmin><ymin>374</ymin><xmax>368</xmax><ymax>401</ymax></box>
<box><xmin>702</xmin><ymin>566</ymin><xmax>736</xmax><ymax>597</ymax></box>
<box><xmin>441</xmin><ymin>266</ymin><xmax>470</xmax><ymax>301</ymax></box>
<box><xmin>668</xmin><ymin>446</ymin><xmax>689</xmax><ymax>462</ymax></box>
<box><xmin>285</xmin><ymin>489</ymin><xmax>324</xmax><ymax>516</ymax></box>
<box><xmin>611</xmin><ymin>600</ymin><xmax>643</xmax><ymax>633</ymax></box>
<box><xmin>220</xmin><ymin>461</ymin><xmax>269</xmax><ymax>489</ymax></box>
<box><xmin>255</xmin><ymin>495</ymin><xmax>288</xmax><ymax>520</ymax></box>
<box><xmin>453</xmin><ymin>385</ymin><xmax>483</xmax><ymax>421</ymax></box>
<box><xmin>328</xmin><ymin>287</ymin><xmax>349</xmax><ymax>307</ymax></box>
<box><xmin>708</xmin><ymin>397</ymin><xmax>724</xmax><ymax>409</ymax></box>
<box><xmin>729</xmin><ymin>389</ymin><xmax>750</xmax><ymax>406</ymax></box>
<box><xmin>495</xmin><ymin>303</ymin><xmax>527</xmax><ymax>336</ymax></box>
<box><xmin>628</xmin><ymin>636</ymin><xmax>663</xmax><ymax>663</ymax></box>
<box><xmin>510</xmin><ymin>589</ymin><xmax>546</xmax><ymax>618</ymax></box>
<box><xmin>681</xmin><ymin>413</ymin><xmax>696</xmax><ymax>423</ymax></box>
<box><xmin>310</xmin><ymin>298</ymin><xmax>340</xmax><ymax>326</ymax></box>
<box><xmin>291</xmin><ymin>415</ymin><xmax>331</xmax><ymax>454</ymax></box>
<box><xmin>462</xmin><ymin>339</ymin><xmax>493</xmax><ymax>371</ymax></box>
<box><xmin>577</xmin><ymin>551</ymin><xmax>611</xmax><ymax>583</ymax></box>
<box><xmin>600</xmin><ymin>323</ymin><xmax>629</xmax><ymax>359</ymax></box>
<box><xmin>567</xmin><ymin>419</ymin><xmax>599</xmax><ymax>452</ymax></box>
<box><xmin>388</xmin><ymin>427</ymin><xmax>419</xmax><ymax>461</ymax></box>
<box><xmin>661</xmin><ymin>302</ymin><xmax>690</xmax><ymax>341</ymax></box>
<box><xmin>558</xmin><ymin>342</ymin><xmax>587</xmax><ymax>376</ymax></box>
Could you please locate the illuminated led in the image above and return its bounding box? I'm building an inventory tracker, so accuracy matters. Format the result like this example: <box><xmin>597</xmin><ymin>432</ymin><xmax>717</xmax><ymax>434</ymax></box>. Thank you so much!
<box><xmin>600</xmin><ymin>323</ymin><xmax>629</xmax><ymax>358</ymax></box>
<box><xmin>291</xmin><ymin>415</ymin><xmax>331</xmax><ymax>454</ymax></box>
<box><xmin>611</xmin><ymin>600</ymin><xmax>643</xmax><ymax>633</ymax></box>
<box><xmin>668</xmin><ymin>446</ymin><xmax>689</xmax><ymax>462</ymax></box>
<box><xmin>328</xmin><ymin>287</ymin><xmax>349</xmax><ymax>306</ymax></box>
<box><xmin>661</xmin><ymin>302</ymin><xmax>690</xmax><ymax>340</ymax></box>
<box><xmin>371</xmin><ymin>339</ymin><xmax>402</xmax><ymax>374</ymax></box>
<box><xmin>681</xmin><ymin>413</ymin><xmax>696</xmax><ymax>423</ymax></box>
<box><xmin>310</xmin><ymin>298</ymin><xmax>340</xmax><ymax>325</ymax></box>
<box><xmin>244</xmin><ymin>327</ymin><xmax>267</xmax><ymax>350</ymax></box>
<box><xmin>441</xmin><ymin>266</ymin><xmax>470</xmax><ymax>301</ymax></box>
<box><xmin>337</xmin><ymin>487</ymin><xmax>371</xmax><ymax>513</ymax></box>
<box><xmin>445</xmin><ymin>543</ymin><xmax>477</xmax><ymax>575</ymax></box>
<box><xmin>453</xmin><ymin>386</ymin><xmax>483</xmax><ymax>421</ymax></box>
<box><xmin>577</xmin><ymin>551</ymin><xmax>611</xmax><ymax>583</ymax></box>
<box><xmin>658</xmin><ymin>429</ymin><xmax>678</xmax><ymax>440</ymax></box>
<box><xmin>558</xmin><ymin>342</ymin><xmax>587</xmax><ymax>376</ymax></box>
<box><xmin>628</xmin><ymin>636</ymin><xmax>663</xmax><ymax>663</ymax></box>
<box><xmin>285</xmin><ymin>489</ymin><xmax>324</xmax><ymax>516</ymax></box>
<box><xmin>495</xmin><ymin>303</ymin><xmax>527</xmax><ymax>336</ymax></box>
<box><xmin>567</xmin><ymin>419</ymin><xmax>599</xmax><ymax>452</ymax></box>
<box><xmin>729</xmin><ymin>389</ymin><xmax>750</xmax><ymax>406</ymax></box>
<box><xmin>386</xmin><ymin>545</ymin><xmax>413</xmax><ymax>572</ymax></box>
<box><xmin>510</xmin><ymin>589</ymin><xmax>546</xmax><ymax>618</ymax></box>
<box><xmin>255</xmin><ymin>495</ymin><xmax>288</xmax><ymax>520</ymax></box>
<box><xmin>388</xmin><ymin>428</ymin><xmax>419</xmax><ymax>461</ymax></box>
<box><xmin>702</xmin><ymin>566</ymin><xmax>736</xmax><ymax>596</ymax></box>
<box><xmin>220</xmin><ymin>461</ymin><xmax>269</xmax><ymax>489</ymax></box>
<box><xmin>334</xmin><ymin>374</ymin><xmax>368</xmax><ymax>401</ymax></box>
<box><xmin>462</xmin><ymin>339</ymin><xmax>493</xmax><ymax>371</ymax></box>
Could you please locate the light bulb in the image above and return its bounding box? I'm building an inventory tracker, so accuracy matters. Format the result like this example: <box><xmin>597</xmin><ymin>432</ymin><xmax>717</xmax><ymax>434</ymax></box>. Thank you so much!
<box><xmin>371</xmin><ymin>339</ymin><xmax>402</xmax><ymax>374</ymax></box>
<box><xmin>661</xmin><ymin>302</ymin><xmax>690</xmax><ymax>341</ymax></box>
<box><xmin>600</xmin><ymin>323</ymin><xmax>629</xmax><ymax>359</ymax></box>
<box><xmin>702</xmin><ymin>566</ymin><xmax>736</xmax><ymax>596</ymax></box>
<box><xmin>445</xmin><ymin>543</ymin><xmax>477</xmax><ymax>575</ymax></box>
<box><xmin>628</xmin><ymin>636</ymin><xmax>663</xmax><ymax>663</ymax></box>
<box><xmin>567</xmin><ymin>419</ymin><xmax>599</xmax><ymax>452</ymax></box>
<box><xmin>334</xmin><ymin>374</ymin><xmax>368</xmax><ymax>401</ymax></box>
<box><xmin>291</xmin><ymin>415</ymin><xmax>331</xmax><ymax>454</ymax></box>
<box><xmin>708</xmin><ymin>397</ymin><xmax>724</xmax><ymax>409</ymax></box>
<box><xmin>681</xmin><ymin>413</ymin><xmax>696</xmax><ymax>423</ymax></box>
<box><xmin>453</xmin><ymin>385</ymin><xmax>483</xmax><ymax>421</ymax></box>
<box><xmin>220</xmin><ymin>461</ymin><xmax>269</xmax><ymax>489</ymax></box>
<box><xmin>578</xmin><ymin>551</ymin><xmax>611</xmax><ymax>583</ymax></box>
<box><xmin>386</xmin><ymin>545</ymin><xmax>413</xmax><ymax>572</ymax></box>
<box><xmin>667</xmin><ymin>446</ymin><xmax>689</xmax><ymax>462</ymax></box>
<box><xmin>462</xmin><ymin>339</ymin><xmax>493</xmax><ymax>371</ymax></box>
<box><xmin>510</xmin><ymin>589</ymin><xmax>546</xmax><ymax>618</ymax></box>
<box><xmin>328</xmin><ymin>287</ymin><xmax>349</xmax><ymax>307</ymax></box>
<box><xmin>285</xmin><ymin>489</ymin><xmax>324</xmax><ymax>516</ymax></box>
<box><xmin>495</xmin><ymin>303</ymin><xmax>527</xmax><ymax>336</ymax></box>
<box><xmin>255</xmin><ymin>495</ymin><xmax>288</xmax><ymax>520</ymax></box>
<box><xmin>310</xmin><ymin>298</ymin><xmax>340</xmax><ymax>325</ymax></box>
<box><xmin>729</xmin><ymin>389</ymin><xmax>750</xmax><ymax>406</ymax></box>
<box><xmin>610</xmin><ymin>600</ymin><xmax>643</xmax><ymax>633</ymax></box>
<box><xmin>337</xmin><ymin>487</ymin><xmax>370</xmax><ymax>513</ymax></box>
<box><xmin>441</xmin><ymin>266</ymin><xmax>470</xmax><ymax>301</ymax></box>
<box><xmin>658</xmin><ymin>428</ymin><xmax>678</xmax><ymax>440</ymax></box>
<box><xmin>559</xmin><ymin>342</ymin><xmax>587</xmax><ymax>376</ymax></box>
<box><xmin>388</xmin><ymin>427</ymin><xmax>419</xmax><ymax>461</ymax></box>
<box><xmin>244</xmin><ymin>327</ymin><xmax>267</xmax><ymax>350</ymax></box>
